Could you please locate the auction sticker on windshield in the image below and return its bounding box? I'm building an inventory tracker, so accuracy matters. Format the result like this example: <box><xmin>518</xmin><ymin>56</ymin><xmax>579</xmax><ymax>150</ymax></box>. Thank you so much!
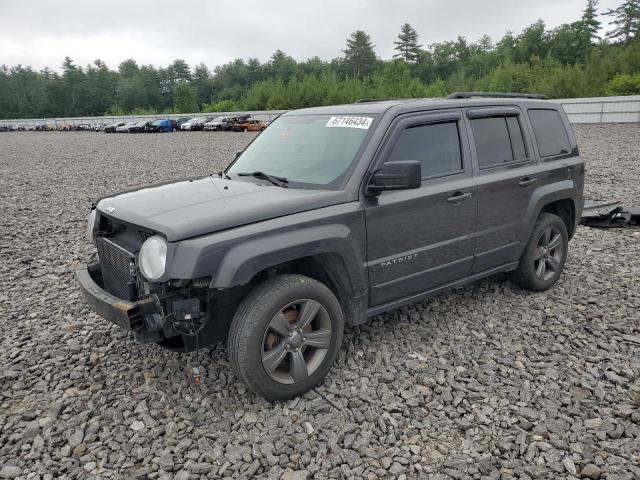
<box><xmin>326</xmin><ymin>116</ymin><xmax>373</xmax><ymax>129</ymax></box>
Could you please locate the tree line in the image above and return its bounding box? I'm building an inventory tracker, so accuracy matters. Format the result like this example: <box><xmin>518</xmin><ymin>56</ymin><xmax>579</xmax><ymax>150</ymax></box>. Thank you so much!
<box><xmin>1</xmin><ymin>0</ymin><xmax>640</xmax><ymax>119</ymax></box>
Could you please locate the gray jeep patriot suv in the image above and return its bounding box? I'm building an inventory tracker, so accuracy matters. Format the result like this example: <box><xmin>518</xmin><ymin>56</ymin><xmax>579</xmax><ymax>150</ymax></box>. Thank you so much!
<box><xmin>77</xmin><ymin>92</ymin><xmax>585</xmax><ymax>400</ymax></box>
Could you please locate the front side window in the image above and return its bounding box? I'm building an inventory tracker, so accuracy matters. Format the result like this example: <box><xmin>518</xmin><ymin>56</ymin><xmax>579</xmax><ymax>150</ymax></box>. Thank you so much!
<box><xmin>471</xmin><ymin>116</ymin><xmax>528</xmax><ymax>168</ymax></box>
<box><xmin>227</xmin><ymin>114</ymin><xmax>375</xmax><ymax>189</ymax></box>
<box><xmin>388</xmin><ymin>122</ymin><xmax>463</xmax><ymax>179</ymax></box>
<box><xmin>528</xmin><ymin>109</ymin><xmax>571</xmax><ymax>157</ymax></box>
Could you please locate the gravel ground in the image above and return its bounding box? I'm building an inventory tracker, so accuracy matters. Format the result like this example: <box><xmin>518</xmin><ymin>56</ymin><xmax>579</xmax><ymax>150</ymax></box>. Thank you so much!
<box><xmin>0</xmin><ymin>126</ymin><xmax>639</xmax><ymax>480</ymax></box>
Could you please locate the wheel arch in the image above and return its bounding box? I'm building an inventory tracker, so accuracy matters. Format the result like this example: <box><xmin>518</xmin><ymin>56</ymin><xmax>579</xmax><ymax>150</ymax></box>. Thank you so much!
<box><xmin>522</xmin><ymin>180</ymin><xmax>578</xmax><ymax>241</ymax></box>
<box><xmin>540</xmin><ymin>198</ymin><xmax>576</xmax><ymax>239</ymax></box>
<box><xmin>242</xmin><ymin>252</ymin><xmax>363</xmax><ymax>324</ymax></box>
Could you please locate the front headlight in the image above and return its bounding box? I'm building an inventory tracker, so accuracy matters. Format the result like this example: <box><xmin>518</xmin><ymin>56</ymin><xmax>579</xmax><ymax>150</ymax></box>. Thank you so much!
<box><xmin>139</xmin><ymin>235</ymin><xmax>167</xmax><ymax>281</ymax></box>
<box><xmin>86</xmin><ymin>209</ymin><xmax>97</xmax><ymax>243</ymax></box>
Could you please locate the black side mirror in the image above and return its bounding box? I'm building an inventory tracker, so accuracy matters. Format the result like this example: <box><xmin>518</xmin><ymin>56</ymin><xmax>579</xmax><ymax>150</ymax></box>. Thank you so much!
<box><xmin>235</xmin><ymin>151</ymin><xmax>242</xmax><ymax>159</ymax></box>
<box><xmin>367</xmin><ymin>161</ymin><xmax>421</xmax><ymax>196</ymax></box>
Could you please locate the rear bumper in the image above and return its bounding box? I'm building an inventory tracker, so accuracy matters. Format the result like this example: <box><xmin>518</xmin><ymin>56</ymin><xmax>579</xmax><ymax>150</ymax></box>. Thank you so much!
<box><xmin>76</xmin><ymin>264</ymin><xmax>157</xmax><ymax>332</ymax></box>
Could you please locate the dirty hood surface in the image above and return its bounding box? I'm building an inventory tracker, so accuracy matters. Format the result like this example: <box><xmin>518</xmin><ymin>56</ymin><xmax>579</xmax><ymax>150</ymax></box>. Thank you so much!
<box><xmin>96</xmin><ymin>176</ymin><xmax>347</xmax><ymax>242</ymax></box>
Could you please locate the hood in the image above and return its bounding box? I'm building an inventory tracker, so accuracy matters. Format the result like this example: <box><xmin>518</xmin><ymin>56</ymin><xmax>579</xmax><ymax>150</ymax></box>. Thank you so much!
<box><xmin>96</xmin><ymin>176</ymin><xmax>347</xmax><ymax>242</ymax></box>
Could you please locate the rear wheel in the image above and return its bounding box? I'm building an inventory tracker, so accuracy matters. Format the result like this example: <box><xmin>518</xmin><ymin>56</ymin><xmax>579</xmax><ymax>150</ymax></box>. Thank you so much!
<box><xmin>511</xmin><ymin>213</ymin><xmax>568</xmax><ymax>291</ymax></box>
<box><xmin>228</xmin><ymin>274</ymin><xmax>343</xmax><ymax>401</ymax></box>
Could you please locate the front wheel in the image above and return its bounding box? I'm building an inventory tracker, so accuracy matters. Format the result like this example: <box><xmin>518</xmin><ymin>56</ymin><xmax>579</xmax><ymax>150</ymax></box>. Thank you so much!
<box><xmin>228</xmin><ymin>274</ymin><xmax>344</xmax><ymax>401</ymax></box>
<box><xmin>511</xmin><ymin>213</ymin><xmax>568</xmax><ymax>291</ymax></box>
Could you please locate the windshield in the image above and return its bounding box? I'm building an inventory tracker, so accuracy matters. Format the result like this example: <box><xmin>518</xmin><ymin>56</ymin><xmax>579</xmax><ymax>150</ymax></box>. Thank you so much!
<box><xmin>227</xmin><ymin>114</ymin><xmax>375</xmax><ymax>189</ymax></box>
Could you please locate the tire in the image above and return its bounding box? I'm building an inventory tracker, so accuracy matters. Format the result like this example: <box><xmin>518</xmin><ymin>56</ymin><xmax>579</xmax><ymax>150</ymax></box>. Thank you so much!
<box><xmin>228</xmin><ymin>274</ymin><xmax>344</xmax><ymax>401</ymax></box>
<box><xmin>511</xmin><ymin>213</ymin><xmax>568</xmax><ymax>291</ymax></box>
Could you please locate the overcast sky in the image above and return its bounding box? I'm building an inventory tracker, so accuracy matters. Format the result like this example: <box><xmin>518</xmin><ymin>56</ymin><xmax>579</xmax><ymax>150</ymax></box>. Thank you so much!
<box><xmin>0</xmin><ymin>0</ymin><xmax>622</xmax><ymax>72</ymax></box>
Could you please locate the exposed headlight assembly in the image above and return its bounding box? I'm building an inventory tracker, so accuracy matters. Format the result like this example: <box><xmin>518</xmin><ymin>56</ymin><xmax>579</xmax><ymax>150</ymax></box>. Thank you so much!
<box><xmin>138</xmin><ymin>235</ymin><xmax>168</xmax><ymax>281</ymax></box>
<box><xmin>86</xmin><ymin>209</ymin><xmax>97</xmax><ymax>243</ymax></box>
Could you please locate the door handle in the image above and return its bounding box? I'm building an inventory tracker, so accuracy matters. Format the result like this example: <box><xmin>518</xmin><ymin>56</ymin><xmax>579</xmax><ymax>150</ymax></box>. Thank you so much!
<box><xmin>518</xmin><ymin>177</ymin><xmax>537</xmax><ymax>187</ymax></box>
<box><xmin>447</xmin><ymin>192</ymin><xmax>473</xmax><ymax>203</ymax></box>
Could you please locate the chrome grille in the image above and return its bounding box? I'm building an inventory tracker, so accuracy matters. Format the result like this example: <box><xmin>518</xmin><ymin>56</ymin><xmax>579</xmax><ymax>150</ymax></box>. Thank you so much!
<box><xmin>95</xmin><ymin>236</ymin><xmax>135</xmax><ymax>300</ymax></box>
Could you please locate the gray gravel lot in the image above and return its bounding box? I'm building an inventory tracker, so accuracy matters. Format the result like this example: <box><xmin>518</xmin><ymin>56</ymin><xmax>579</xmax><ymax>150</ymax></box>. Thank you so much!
<box><xmin>0</xmin><ymin>126</ymin><xmax>639</xmax><ymax>480</ymax></box>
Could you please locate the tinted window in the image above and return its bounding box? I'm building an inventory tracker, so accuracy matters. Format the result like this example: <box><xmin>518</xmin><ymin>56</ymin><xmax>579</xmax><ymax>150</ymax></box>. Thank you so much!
<box><xmin>506</xmin><ymin>117</ymin><xmax>527</xmax><ymax>160</ymax></box>
<box><xmin>227</xmin><ymin>114</ymin><xmax>374</xmax><ymax>188</ymax></box>
<box><xmin>389</xmin><ymin>122</ymin><xmax>462</xmax><ymax>178</ymax></box>
<box><xmin>528</xmin><ymin>109</ymin><xmax>571</xmax><ymax>157</ymax></box>
<box><xmin>471</xmin><ymin>116</ymin><xmax>527</xmax><ymax>168</ymax></box>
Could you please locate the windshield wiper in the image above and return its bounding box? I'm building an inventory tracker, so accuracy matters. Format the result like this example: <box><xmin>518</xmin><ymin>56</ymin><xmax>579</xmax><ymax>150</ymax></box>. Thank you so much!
<box><xmin>237</xmin><ymin>171</ymin><xmax>288</xmax><ymax>187</ymax></box>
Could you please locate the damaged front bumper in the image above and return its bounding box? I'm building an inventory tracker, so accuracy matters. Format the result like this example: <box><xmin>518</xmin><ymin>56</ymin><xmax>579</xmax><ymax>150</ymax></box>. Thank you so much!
<box><xmin>76</xmin><ymin>264</ymin><xmax>161</xmax><ymax>337</ymax></box>
<box><xmin>76</xmin><ymin>264</ymin><xmax>221</xmax><ymax>351</ymax></box>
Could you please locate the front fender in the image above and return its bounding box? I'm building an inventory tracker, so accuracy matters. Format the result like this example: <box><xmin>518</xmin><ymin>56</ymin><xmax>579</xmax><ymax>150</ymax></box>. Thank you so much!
<box><xmin>213</xmin><ymin>223</ymin><xmax>366</xmax><ymax>291</ymax></box>
<box><xmin>166</xmin><ymin>203</ymin><xmax>367</xmax><ymax>294</ymax></box>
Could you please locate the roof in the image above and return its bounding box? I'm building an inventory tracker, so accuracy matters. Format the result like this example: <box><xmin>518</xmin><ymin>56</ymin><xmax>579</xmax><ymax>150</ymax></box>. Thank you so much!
<box><xmin>285</xmin><ymin>97</ymin><xmax>559</xmax><ymax>116</ymax></box>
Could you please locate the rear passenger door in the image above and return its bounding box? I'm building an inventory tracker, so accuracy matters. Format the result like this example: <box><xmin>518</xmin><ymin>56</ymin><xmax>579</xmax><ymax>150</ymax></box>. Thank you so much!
<box><xmin>465</xmin><ymin>107</ymin><xmax>539</xmax><ymax>273</ymax></box>
<box><xmin>364</xmin><ymin>110</ymin><xmax>478</xmax><ymax>306</ymax></box>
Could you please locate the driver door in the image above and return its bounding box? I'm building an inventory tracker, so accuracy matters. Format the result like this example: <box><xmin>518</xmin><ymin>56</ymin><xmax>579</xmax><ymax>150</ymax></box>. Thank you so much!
<box><xmin>364</xmin><ymin>110</ymin><xmax>478</xmax><ymax>306</ymax></box>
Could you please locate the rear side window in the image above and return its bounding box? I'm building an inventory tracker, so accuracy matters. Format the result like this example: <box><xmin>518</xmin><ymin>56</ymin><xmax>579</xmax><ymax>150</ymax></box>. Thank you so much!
<box><xmin>528</xmin><ymin>109</ymin><xmax>571</xmax><ymax>157</ymax></box>
<box><xmin>388</xmin><ymin>122</ymin><xmax>462</xmax><ymax>179</ymax></box>
<box><xmin>471</xmin><ymin>116</ymin><xmax>527</xmax><ymax>168</ymax></box>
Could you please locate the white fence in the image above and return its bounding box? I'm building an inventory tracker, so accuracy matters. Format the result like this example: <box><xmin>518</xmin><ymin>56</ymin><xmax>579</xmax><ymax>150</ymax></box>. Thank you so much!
<box><xmin>556</xmin><ymin>95</ymin><xmax>640</xmax><ymax>123</ymax></box>
<box><xmin>1</xmin><ymin>96</ymin><xmax>640</xmax><ymax>127</ymax></box>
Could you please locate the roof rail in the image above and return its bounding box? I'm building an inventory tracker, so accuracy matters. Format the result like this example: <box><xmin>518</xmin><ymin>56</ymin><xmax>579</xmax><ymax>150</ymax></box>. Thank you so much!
<box><xmin>354</xmin><ymin>98</ymin><xmax>403</xmax><ymax>103</ymax></box>
<box><xmin>447</xmin><ymin>92</ymin><xmax>546</xmax><ymax>100</ymax></box>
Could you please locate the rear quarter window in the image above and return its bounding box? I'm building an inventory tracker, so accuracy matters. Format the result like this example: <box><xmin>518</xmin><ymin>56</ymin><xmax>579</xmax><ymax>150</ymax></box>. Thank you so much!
<box><xmin>528</xmin><ymin>109</ymin><xmax>571</xmax><ymax>158</ymax></box>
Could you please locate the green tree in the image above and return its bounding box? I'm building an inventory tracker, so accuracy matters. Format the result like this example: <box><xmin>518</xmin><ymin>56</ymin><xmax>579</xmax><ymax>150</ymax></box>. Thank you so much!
<box><xmin>582</xmin><ymin>0</ymin><xmax>601</xmax><ymax>43</ymax></box>
<box><xmin>477</xmin><ymin>35</ymin><xmax>494</xmax><ymax>53</ymax></box>
<box><xmin>393</xmin><ymin>23</ymin><xmax>422</xmax><ymax>63</ymax></box>
<box><xmin>267</xmin><ymin>50</ymin><xmax>297</xmax><ymax>81</ymax></box>
<box><xmin>604</xmin><ymin>0</ymin><xmax>640</xmax><ymax>44</ymax></box>
<box><xmin>606</xmin><ymin>72</ymin><xmax>640</xmax><ymax>94</ymax></box>
<box><xmin>173</xmin><ymin>82</ymin><xmax>197</xmax><ymax>113</ymax></box>
<box><xmin>192</xmin><ymin>63</ymin><xmax>212</xmax><ymax>107</ymax></box>
<box><xmin>548</xmin><ymin>22</ymin><xmax>587</xmax><ymax>64</ymax></box>
<box><xmin>342</xmin><ymin>30</ymin><xmax>378</xmax><ymax>78</ymax></box>
<box><xmin>514</xmin><ymin>20</ymin><xmax>549</xmax><ymax>63</ymax></box>
<box><xmin>202</xmin><ymin>99</ymin><xmax>238</xmax><ymax>112</ymax></box>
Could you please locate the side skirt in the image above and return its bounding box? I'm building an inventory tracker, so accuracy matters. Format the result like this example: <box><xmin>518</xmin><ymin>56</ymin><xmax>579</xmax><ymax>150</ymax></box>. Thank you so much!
<box><xmin>365</xmin><ymin>261</ymin><xmax>519</xmax><ymax>318</ymax></box>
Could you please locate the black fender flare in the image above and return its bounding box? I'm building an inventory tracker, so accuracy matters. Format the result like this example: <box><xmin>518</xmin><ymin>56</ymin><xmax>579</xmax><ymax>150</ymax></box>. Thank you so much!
<box><xmin>209</xmin><ymin>224</ymin><xmax>367</xmax><ymax>294</ymax></box>
<box><xmin>520</xmin><ymin>180</ymin><xmax>577</xmax><ymax>242</ymax></box>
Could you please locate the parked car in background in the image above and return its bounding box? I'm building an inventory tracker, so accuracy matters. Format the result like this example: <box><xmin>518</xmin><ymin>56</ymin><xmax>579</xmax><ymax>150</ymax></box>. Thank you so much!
<box><xmin>190</xmin><ymin>117</ymin><xmax>211</xmax><ymax>131</ymax></box>
<box><xmin>228</xmin><ymin>115</ymin><xmax>252</xmax><ymax>131</ymax></box>
<box><xmin>204</xmin><ymin>116</ymin><xmax>231</xmax><ymax>131</ymax></box>
<box><xmin>128</xmin><ymin>121</ymin><xmax>150</xmax><ymax>133</ymax></box>
<box><xmin>104</xmin><ymin>122</ymin><xmax>125</xmax><ymax>133</ymax></box>
<box><xmin>146</xmin><ymin>119</ymin><xmax>172</xmax><ymax>133</ymax></box>
<box><xmin>180</xmin><ymin>118</ymin><xmax>200</xmax><ymax>131</ymax></box>
<box><xmin>175</xmin><ymin>118</ymin><xmax>190</xmax><ymax>130</ymax></box>
<box><xmin>234</xmin><ymin>119</ymin><xmax>266</xmax><ymax>132</ymax></box>
<box><xmin>116</xmin><ymin>122</ymin><xmax>138</xmax><ymax>133</ymax></box>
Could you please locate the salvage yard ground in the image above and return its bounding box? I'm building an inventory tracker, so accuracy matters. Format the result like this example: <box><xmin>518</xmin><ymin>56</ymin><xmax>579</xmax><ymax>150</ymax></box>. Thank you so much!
<box><xmin>0</xmin><ymin>126</ymin><xmax>639</xmax><ymax>479</ymax></box>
